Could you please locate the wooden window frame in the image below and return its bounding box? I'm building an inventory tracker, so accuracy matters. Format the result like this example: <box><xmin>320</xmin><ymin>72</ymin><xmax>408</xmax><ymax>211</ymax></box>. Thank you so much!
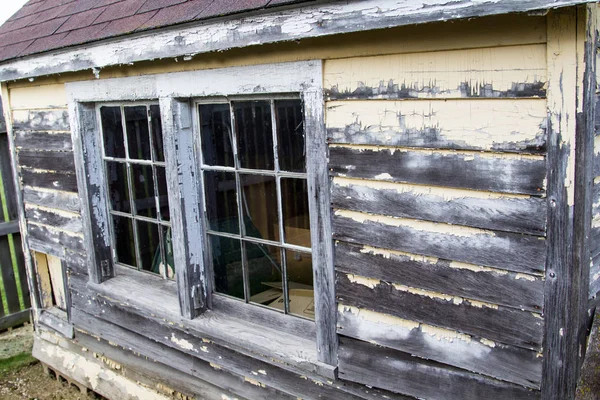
<box><xmin>68</xmin><ymin>60</ymin><xmax>337</xmax><ymax>366</ymax></box>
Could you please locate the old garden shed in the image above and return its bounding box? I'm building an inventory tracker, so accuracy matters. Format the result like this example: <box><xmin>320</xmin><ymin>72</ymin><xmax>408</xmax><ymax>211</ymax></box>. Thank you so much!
<box><xmin>1</xmin><ymin>0</ymin><xmax>600</xmax><ymax>398</ymax></box>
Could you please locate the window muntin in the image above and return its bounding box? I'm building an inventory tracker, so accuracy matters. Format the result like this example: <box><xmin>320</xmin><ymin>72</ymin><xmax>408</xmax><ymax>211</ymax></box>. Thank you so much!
<box><xmin>99</xmin><ymin>104</ymin><xmax>174</xmax><ymax>280</ymax></box>
<box><xmin>198</xmin><ymin>98</ymin><xmax>314</xmax><ymax>318</ymax></box>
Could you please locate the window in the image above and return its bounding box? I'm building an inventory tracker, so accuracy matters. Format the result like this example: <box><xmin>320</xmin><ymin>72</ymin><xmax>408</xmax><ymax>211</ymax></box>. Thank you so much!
<box><xmin>69</xmin><ymin>60</ymin><xmax>337</xmax><ymax>365</ymax></box>
<box><xmin>198</xmin><ymin>99</ymin><xmax>314</xmax><ymax>318</ymax></box>
<box><xmin>98</xmin><ymin>104</ymin><xmax>173</xmax><ymax>280</ymax></box>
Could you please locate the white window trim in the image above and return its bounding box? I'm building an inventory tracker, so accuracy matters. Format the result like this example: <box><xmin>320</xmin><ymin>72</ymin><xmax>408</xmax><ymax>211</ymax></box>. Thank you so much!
<box><xmin>68</xmin><ymin>60</ymin><xmax>337</xmax><ymax>366</ymax></box>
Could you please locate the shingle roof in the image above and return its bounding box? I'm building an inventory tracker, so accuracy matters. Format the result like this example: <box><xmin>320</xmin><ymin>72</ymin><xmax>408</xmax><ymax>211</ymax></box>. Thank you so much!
<box><xmin>0</xmin><ymin>0</ymin><xmax>313</xmax><ymax>63</ymax></box>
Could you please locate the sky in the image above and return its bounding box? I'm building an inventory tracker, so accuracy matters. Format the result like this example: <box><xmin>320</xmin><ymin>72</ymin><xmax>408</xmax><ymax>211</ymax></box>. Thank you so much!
<box><xmin>0</xmin><ymin>0</ymin><xmax>29</xmax><ymax>26</ymax></box>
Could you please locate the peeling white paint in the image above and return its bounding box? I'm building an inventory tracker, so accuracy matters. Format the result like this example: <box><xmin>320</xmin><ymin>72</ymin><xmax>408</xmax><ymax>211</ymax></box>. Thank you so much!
<box><xmin>346</xmin><ymin>274</ymin><xmax>379</xmax><ymax>289</ymax></box>
<box><xmin>170</xmin><ymin>334</ymin><xmax>195</xmax><ymax>352</ymax></box>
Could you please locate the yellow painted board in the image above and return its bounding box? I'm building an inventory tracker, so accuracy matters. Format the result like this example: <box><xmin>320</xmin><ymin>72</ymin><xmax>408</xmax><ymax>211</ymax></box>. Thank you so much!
<box><xmin>46</xmin><ymin>254</ymin><xmax>66</xmax><ymax>310</ymax></box>
<box><xmin>326</xmin><ymin>99</ymin><xmax>547</xmax><ymax>152</ymax></box>
<box><xmin>325</xmin><ymin>44</ymin><xmax>547</xmax><ymax>99</ymax></box>
<box><xmin>9</xmin><ymin>84</ymin><xmax>67</xmax><ymax>110</ymax></box>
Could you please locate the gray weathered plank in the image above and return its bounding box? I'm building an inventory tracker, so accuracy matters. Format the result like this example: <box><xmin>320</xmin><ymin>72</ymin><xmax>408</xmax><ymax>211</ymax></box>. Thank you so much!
<box><xmin>24</xmin><ymin>205</ymin><xmax>82</xmax><ymax>234</ymax></box>
<box><xmin>23</xmin><ymin>186</ymin><xmax>80</xmax><ymax>213</ymax></box>
<box><xmin>39</xmin><ymin>308</ymin><xmax>73</xmax><ymax>338</ymax></box>
<box><xmin>338</xmin><ymin>336</ymin><xmax>540</xmax><ymax>400</ymax></box>
<box><xmin>335</xmin><ymin>241</ymin><xmax>544</xmax><ymax>312</ymax></box>
<box><xmin>0</xmin><ymin>220</ymin><xmax>19</xmax><ymax>236</ymax></box>
<box><xmin>329</xmin><ymin>146</ymin><xmax>546</xmax><ymax>196</ymax></box>
<box><xmin>14</xmin><ymin>131</ymin><xmax>72</xmax><ymax>151</ymax></box>
<box><xmin>20</xmin><ymin>169</ymin><xmax>77</xmax><ymax>192</ymax></box>
<box><xmin>337</xmin><ymin>306</ymin><xmax>542</xmax><ymax>389</ymax></box>
<box><xmin>336</xmin><ymin>272</ymin><xmax>543</xmax><ymax>350</ymax></box>
<box><xmin>18</xmin><ymin>150</ymin><xmax>75</xmax><ymax>173</ymax></box>
<box><xmin>12</xmin><ymin>110</ymin><xmax>70</xmax><ymax>131</ymax></box>
<box><xmin>0</xmin><ymin>309</ymin><xmax>29</xmax><ymax>331</ymax></box>
<box><xmin>333</xmin><ymin>211</ymin><xmax>546</xmax><ymax>274</ymax></box>
<box><xmin>27</xmin><ymin>223</ymin><xmax>84</xmax><ymax>254</ymax></box>
<box><xmin>332</xmin><ymin>178</ymin><xmax>546</xmax><ymax>236</ymax></box>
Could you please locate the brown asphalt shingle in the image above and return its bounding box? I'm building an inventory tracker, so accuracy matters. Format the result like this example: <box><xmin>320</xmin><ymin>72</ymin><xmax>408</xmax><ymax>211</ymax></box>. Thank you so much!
<box><xmin>0</xmin><ymin>0</ymin><xmax>316</xmax><ymax>64</ymax></box>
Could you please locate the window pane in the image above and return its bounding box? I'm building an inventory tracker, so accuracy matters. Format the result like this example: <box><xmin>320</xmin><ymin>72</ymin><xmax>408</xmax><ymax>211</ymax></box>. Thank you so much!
<box><xmin>100</xmin><ymin>106</ymin><xmax>125</xmax><ymax>158</ymax></box>
<box><xmin>204</xmin><ymin>171</ymin><xmax>238</xmax><ymax>234</ymax></box>
<box><xmin>247</xmin><ymin>242</ymin><xmax>283</xmax><ymax>311</ymax></box>
<box><xmin>156</xmin><ymin>166</ymin><xmax>170</xmax><ymax>222</ymax></box>
<box><xmin>281</xmin><ymin>178</ymin><xmax>310</xmax><ymax>247</ymax></box>
<box><xmin>234</xmin><ymin>101</ymin><xmax>274</xmax><ymax>170</ymax></box>
<box><xmin>113</xmin><ymin>216</ymin><xmax>136</xmax><ymax>268</ymax></box>
<box><xmin>199</xmin><ymin>104</ymin><xmax>234</xmax><ymax>167</ymax></box>
<box><xmin>125</xmin><ymin>106</ymin><xmax>151</xmax><ymax>160</ymax></box>
<box><xmin>137</xmin><ymin>220</ymin><xmax>161</xmax><ymax>275</ymax></box>
<box><xmin>240</xmin><ymin>174</ymin><xmax>278</xmax><ymax>242</ymax></box>
<box><xmin>285</xmin><ymin>249</ymin><xmax>314</xmax><ymax>319</ymax></box>
<box><xmin>106</xmin><ymin>161</ymin><xmax>130</xmax><ymax>213</ymax></box>
<box><xmin>150</xmin><ymin>105</ymin><xmax>165</xmax><ymax>162</ymax></box>
<box><xmin>276</xmin><ymin>100</ymin><xmax>305</xmax><ymax>173</ymax></box>
<box><xmin>210</xmin><ymin>235</ymin><xmax>244</xmax><ymax>300</ymax></box>
<box><xmin>162</xmin><ymin>226</ymin><xmax>175</xmax><ymax>280</ymax></box>
<box><xmin>132</xmin><ymin>164</ymin><xmax>157</xmax><ymax>218</ymax></box>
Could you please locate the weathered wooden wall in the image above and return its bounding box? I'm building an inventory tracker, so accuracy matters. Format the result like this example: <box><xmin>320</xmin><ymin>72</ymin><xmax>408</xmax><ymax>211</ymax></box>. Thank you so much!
<box><xmin>3</xmin><ymin>10</ymin><xmax>589</xmax><ymax>400</ymax></box>
<box><xmin>589</xmin><ymin>6</ymin><xmax>600</xmax><ymax>300</ymax></box>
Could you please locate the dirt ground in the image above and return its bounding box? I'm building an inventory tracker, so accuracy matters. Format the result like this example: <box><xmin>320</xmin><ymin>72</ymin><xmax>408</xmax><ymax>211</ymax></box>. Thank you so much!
<box><xmin>0</xmin><ymin>321</ymin><xmax>599</xmax><ymax>399</ymax></box>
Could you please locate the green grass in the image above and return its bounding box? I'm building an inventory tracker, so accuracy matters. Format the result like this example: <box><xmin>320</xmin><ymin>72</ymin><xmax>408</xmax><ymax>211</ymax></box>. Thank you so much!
<box><xmin>0</xmin><ymin>352</ymin><xmax>37</xmax><ymax>376</ymax></box>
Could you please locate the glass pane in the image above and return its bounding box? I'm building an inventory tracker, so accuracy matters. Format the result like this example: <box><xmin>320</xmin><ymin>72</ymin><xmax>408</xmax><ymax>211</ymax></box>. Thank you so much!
<box><xmin>100</xmin><ymin>106</ymin><xmax>125</xmax><ymax>158</ymax></box>
<box><xmin>276</xmin><ymin>100</ymin><xmax>305</xmax><ymax>173</ymax></box>
<box><xmin>131</xmin><ymin>164</ymin><xmax>157</xmax><ymax>218</ymax></box>
<box><xmin>204</xmin><ymin>171</ymin><xmax>238</xmax><ymax>234</ymax></box>
<box><xmin>150</xmin><ymin>105</ymin><xmax>165</xmax><ymax>162</ymax></box>
<box><xmin>281</xmin><ymin>178</ymin><xmax>310</xmax><ymax>247</ymax></box>
<box><xmin>199</xmin><ymin>104</ymin><xmax>234</xmax><ymax>167</ymax></box>
<box><xmin>210</xmin><ymin>235</ymin><xmax>244</xmax><ymax>300</ymax></box>
<box><xmin>106</xmin><ymin>161</ymin><xmax>130</xmax><ymax>213</ymax></box>
<box><xmin>234</xmin><ymin>101</ymin><xmax>274</xmax><ymax>170</ymax></box>
<box><xmin>156</xmin><ymin>166</ymin><xmax>170</xmax><ymax>222</ymax></box>
<box><xmin>240</xmin><ymin>174</ymin><xmax>278</xmax><ymax>242</ymax></box>
<box><xmin>247</xmin><ymin>242</ymin><xmax>284</xmax><ymax>311</ymax></box>
<box><xmin>125</xmin><ymin>106</ymin><xmax>151</xmax><ymax>160</ymax></box>
<box><xmin>112</xmin><ymin>215</ymin><xmax>136</xmax><ymax>268</ymax></box>
<box><xmin>162</xmin><ymin>226</ymin><xmax>175</xmax><ymax>280</ymax></box>
<box><xmin>285</xmin><ymin>249</ymin><xmax>314</xmax><ymax>319</ymax></box>
<box><xmin>136</xmin><ymin>220</ymin><xmax>161</xmax><ymax>275</ymax></box>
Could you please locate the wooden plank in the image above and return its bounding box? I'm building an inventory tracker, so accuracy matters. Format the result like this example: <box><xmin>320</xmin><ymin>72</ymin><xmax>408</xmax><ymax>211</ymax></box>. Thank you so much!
<box><xmin>0</xmin><ymin>309</ymin><xmax>29</xmax><ymax>330</ymax></box>
<box><xmin>337</xmin><ymin>305</ymin><xmax>542</xmax><ymax>389</ymax></box>
<box><xmin>304</xmin><ymin>88</ymin><xmax>338</xmax><ymax>366</ymax></box>
<box><xmin>28</xmin><ymin>223</ymin><xmax>84</xmax><ymax>254</ymax></box>
<box><xmin>338</xmin><ymin>336</ymin><xmax>540</xmax><ymax>400</ymax></box>
<box><xmin>333</xmin><ymin>210</ymin><xmax>546</xmax><ymax>274</ymax></box>
<box><xmin>0</xmin><ymin>235</ymin><xmax>20</xmax><ymax>313</ymax></box>
<box><xmin>329</xmin><ymin>145</ymin><xmax>546</xmax><ymax>196</ymax></box>
<box><xmin>39</xmin><ymin>308</ymin><xmax>72</xmax><ymax>338</ymax></box>
<box><xmin>0</xmin><ymin>132</ymin><xmax>18</xmax><ymax>220</ymax></box>
<box><xmin>336</xmin><ymin>272</ymin><xmax>543</xmax><ymax>350</ymax></box>
<box><xmin>20</xmin><ymin>169</ymin><xmax>77</xmax><ymax>192</ymax></box>
<box><xmin>326</xmin><ymin>99</ymin><xmax>547</xmax><ymax>153</ymax></box>
<box><xmin>0</xmin><ymin>220</ymin><xmax>19</xmax><ymax>236</ymax></box>
<box><xmin>23</xmin><ymin>186</ymin><xmax>80</xmax><ymax>213</ymax></box>
<box><xmin>14</xmin><ymin>131</ymin><xmax>72</xmax><ymax>151</ymax></box>
<box><xmin>335</xmin><ymin>241</ymin><xmax>544</xmax><ymax>312</ymax></box>
<box><xmin>47</xmin><ymin>255</ymin><xmax>66</xmax><ymax>310</ymax></box>
<box><xmin>542</xmin><ymin>8</ymin><xmax>590</xmax><ymax>399</ymax></box>
<box><xmin>11</xmin><ymin>109</ymin><xmax>70</xmax><ymax>131</ymax></box>
<box><xmin>18</xmin><ymin>150</ymin><xmax>75</xmax><ymax>173</ymax></box>
<box><xmin>324</xmin><ymin>44</ymin><xmax>547</xmax><ymax>100</ymax></box>
<box><xmin>24</xmin><ymin>205</ymin><xmax>82</xmax><ymax>234</ymax></box>
<box><xmin>33</xmin><ymin>252</ymin><xmax>53</xmax><ymax>309</ymax></box>
<box><xmin>332</xmin><ymin>177</ymin><xmax>547</xmax><ymax>236</ymax></box>
<box><xmin>12</xmin><ymin>234</ymin><xmax>30</xmax><ymax>308</ymax></box>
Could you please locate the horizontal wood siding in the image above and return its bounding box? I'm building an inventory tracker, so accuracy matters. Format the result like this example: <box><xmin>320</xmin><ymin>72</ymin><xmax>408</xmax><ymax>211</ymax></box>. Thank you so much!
<box><xmin>326</xmin><ymin>35</ymin><xmax>547</xmax><ymax>397</ymax></box>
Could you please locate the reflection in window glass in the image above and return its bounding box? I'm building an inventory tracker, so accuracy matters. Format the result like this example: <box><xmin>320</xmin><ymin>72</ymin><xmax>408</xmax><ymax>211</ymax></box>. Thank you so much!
<box><xmin>149</xmin><ymin>105</ymin><xmax>165</xmax><ymax>162</ymax></box>
<box><xmin>199</xmin><ymin>104</ymin><xmax>234</xmax><ymax>167</ymax></box>
<box><xmin>113</xmin><ymin>216</ymin><xmax>136</xmax><ymax>268</ymax></box>
<box><xmin>125</xmin><ymin>106</ymin><xmax>151</xmax><ymax>160</ymax></box>
<box><xmin>156</xmin><ymin>167</ymin><xmax>170</xmax><ymax>222</ymax></box>
<box><xmin>210</xmin><ymin>235</ymin><xmax>244</xmax><ymax>300</ymax></box>
<box><xmin>137</xmin><ymin>220</ymin><xmax>160</xmax><ymax>273</ymax></box>
<box><xmin>204</xmin><ymin>171</ymin><xmax>238</xmax><ymax>234</ymax></box>
<box><xmin>240</xmin><ymin>174</ymin><xmax>279</xmax><ymax>242</ymax></box>
<box><xmin>234</xmin><ymin>101</ymin><xmax>274</xmax><ymax>170</ymax></box>
<box><xmin>101</xmin><ymin>106</ymin><xmax>125</xmax><ymax>158</ymax></box>
<box><xmin>247</xmin><ymin>242</ymin><xmax>283</xmax><ymax>311</ymax></box>
<box><xmin>276</xmin><ymin>100</ymin><xmax>305</xmax><ymax>173</ymax></box>
<box><xmin>281</xmin><ymin>178</ymin><xmax>310</xmax><ymax>247</ymax></box>
<box><xmin>285</xmin><ymin>249</ymin><xmax>313</xmax><ymax>319</ymax></box>
<box><xmin>132</xmin><ymin>164</ymin><xmax>157</xmax><ymax>219</ymax></box>
<box><xmin>106</xmin><ymin>161</ymin><xmax>130</xmax><ymax>213</ymax></box>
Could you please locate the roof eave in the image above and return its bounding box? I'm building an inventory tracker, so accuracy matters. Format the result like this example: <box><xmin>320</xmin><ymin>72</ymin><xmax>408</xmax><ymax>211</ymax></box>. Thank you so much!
<box><xmin>0</xmin><ymin>0</ymin><xmax>593</xmax><ymax>82</ymax></box>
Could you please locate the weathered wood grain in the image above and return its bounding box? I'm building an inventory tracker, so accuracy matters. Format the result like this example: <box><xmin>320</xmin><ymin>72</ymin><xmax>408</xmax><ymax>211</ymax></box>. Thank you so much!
<box><xmin>326</xmin><ymin>99</ymin><xmax>547</xmax><ymax>153</ymax></box>
<box><xmin>333</xmin><ymin>211</ymin><xmax>546</xmax><ymax>274</ymax></box>
<box><xmin>338</xmin><ymin>336</ymin><xmax>540</xmax><ymax>400</ymax></box>
<box><xmin>14</xmin><ymin>131</ymin><xmax>72</xmax><ymax>151</ymax></box>
<box><xmin>24</xmin><ymin>205</ymin><xmax>82</xmax><ymax>234</ymax></box>
<box><xmin>18</xmin><ymin>150</ymin><xmax>75</xmax><ymax>173</ymax></box>
<box><xmin>11</xmin><ymin>109</ymin><xmax>69</xmax><ymax>131</ymax></box>
<box><xmin>20</xmin><ymin>169</ymin><xmax>77</xmax><ymax>192</ymax></box>
<box><xmin>27</xmin><ymin>223</ymin><xmax>84</xmax><ymax>254</ymax></box>
<box><xmin>324</xmin><ymin>44</ymin><xmax>547</xmax><ymax>100</ymax></box>
<box><xmin>329</xmin><ymin>145</ymin><xmax>546</xmax><ymax>196</ymax></box>
<box><xmin>336</xmin><ymin>272</ymin><xmax>543</xmax><ymax>350</ymax></box>
<box><xmin>332</xmin><ymin>177</ymin><xmax>547</xmax><ymax>236</ymax></box>
<box><xmin>335</xmin><ymin>241</ymin><xmax>544</xmax><ymax>312</ymax></box>
<box><xmin>337</xmin><ymin>305</ymin><xmax>542</xmax><ymax>389</ymax></box>
<box><xmin>23</xmin><ymin>186</ymin><xmax>80</xmax><ymax>213</ymax></box>
<box><xmin>39</xmin><ymin>308</ymin><xmax>73</xmax><ymax>338</ymax></box>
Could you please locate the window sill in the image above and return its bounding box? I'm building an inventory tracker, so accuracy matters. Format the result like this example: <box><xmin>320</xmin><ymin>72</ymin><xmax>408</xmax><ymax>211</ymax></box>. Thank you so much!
<box><xmin>86</xmin><ymin>266</ymin><xmax>336</xmax><ymax>380</ymax></box>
